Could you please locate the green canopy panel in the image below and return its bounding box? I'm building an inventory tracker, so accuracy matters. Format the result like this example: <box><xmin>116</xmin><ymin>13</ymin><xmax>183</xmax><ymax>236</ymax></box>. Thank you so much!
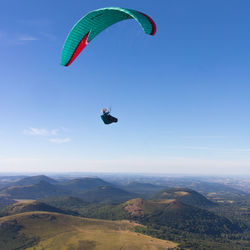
<box><xmin>61</xmin><ymin>7</ymin><xmax>156</xmax><ymax>66</ymax></box>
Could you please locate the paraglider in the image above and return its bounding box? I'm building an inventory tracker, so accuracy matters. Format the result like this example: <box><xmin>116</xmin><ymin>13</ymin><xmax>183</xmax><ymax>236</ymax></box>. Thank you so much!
<box><xmin>61</xmin><ymin>7</ymin><xmax>156</xmax><ymax>66</ymax></box>
<box><xmin>61</xmin><ymin>7</ymin><xmax>156</xmax><ymax>125</ymax></box>
<box><xmin>101</xmin><ymin>108</ymin><xmax>118</xmax><ymax>125</ymax></box>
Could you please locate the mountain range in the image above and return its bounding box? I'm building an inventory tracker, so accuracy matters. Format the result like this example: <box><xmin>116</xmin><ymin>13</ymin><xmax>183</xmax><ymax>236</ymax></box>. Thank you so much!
<box><xmin>0</xmin><ymin>175</ymin><xmax>249</xmax><ymax>249</ymax></box>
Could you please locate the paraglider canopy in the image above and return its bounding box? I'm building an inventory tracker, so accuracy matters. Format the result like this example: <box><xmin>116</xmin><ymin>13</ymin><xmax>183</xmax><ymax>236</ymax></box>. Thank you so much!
<box><xmin>61</xmin><ymin>7</ymin><xmax>156</xmax><ymax>66</ymax></box>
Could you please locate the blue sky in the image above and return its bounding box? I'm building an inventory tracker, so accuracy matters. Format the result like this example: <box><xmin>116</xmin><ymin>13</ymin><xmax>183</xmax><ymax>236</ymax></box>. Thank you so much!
<box><xmin>0</xmin><ymin>0</ymin><xmax>249</xmax><ymax>174</ymax></box>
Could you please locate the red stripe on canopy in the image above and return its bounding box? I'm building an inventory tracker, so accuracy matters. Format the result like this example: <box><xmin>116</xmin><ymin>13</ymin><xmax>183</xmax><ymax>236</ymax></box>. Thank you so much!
<box><xmin>66</xmin><ymin>32</ymin><xmax>89</xmax><ymax>66</ymax></box>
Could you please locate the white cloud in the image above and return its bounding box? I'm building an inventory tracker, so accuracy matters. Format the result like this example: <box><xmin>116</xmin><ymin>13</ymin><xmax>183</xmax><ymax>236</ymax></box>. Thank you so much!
<box><xmin>23</xmin><ymin>127</ymin><xmax>70</xmax><ymax>144</ymax></box>
<box><xmin>24</xmin><ymin>127</ymin><xmax>58</xmax><ymax>136</ymax></box>
<box><xmin>49</xmin><ymin>138</ymin><xmax>71</xmax><ymax>144</ymax></box>
<box><xmin>18</xmin><ymin>35</ymin><xmax>38</xmax><ymax>41</ymax></box>
<box><xmin>0</xmin><ymin>29</ymin><xmax>55</xmax><ymax>45</ymax></box>
<box><xmin>0</xmin><ymin>32</ymin><xmax>38</xmax><ymax>45</ymax></box>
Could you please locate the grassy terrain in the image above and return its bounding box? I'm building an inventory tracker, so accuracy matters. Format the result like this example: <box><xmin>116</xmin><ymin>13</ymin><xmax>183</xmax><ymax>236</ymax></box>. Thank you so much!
<box><xmin>0</xmin><ymin>200</ymin><xmax>70</xmax><ymax>217</ymax></box>
<box><xmin>151</xmin><ymin>188</ymin><xmax>217</xmax><ymax>208</ymax></box>
<box><xmin>39</xmin><ymin>196</ymin><xmax>250</xmax><ymax>249</ymax></box>
<box><xmin>42</xmin><ymin>196</ymin><xmax>239</xmax><ymax>235</ymax></box>
<box><xmin>0</xmin><ymin>211</ymin><xmax>178</xmax><ymax>250</ymax></box>
<box><xmin>2</xmin><ymin>175</ymin><xmax>249</xmax><ymax>249</ymax></box>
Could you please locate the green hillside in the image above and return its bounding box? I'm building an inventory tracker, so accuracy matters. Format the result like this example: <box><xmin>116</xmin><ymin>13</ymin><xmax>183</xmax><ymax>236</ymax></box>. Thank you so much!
<box><xmin>0</xmin><ymin>178</ymin><xmax>136</xmax><ymax>204</ymax></box>
<box><xmin>13</xmin><ymin>175</ymin><xmax>58</xmax><ymax>186</ymax></box>
<box><xmin>133</xmin><ymin>199</ymin><xmax>239</xmax><ymax>234</ymax></box>
<box><xmin>121</xmin><ymin>182</ymin><xmax>168</xmax><ymax>197</ymax></box>
<box><xmin>122</xmin><ymin>198</ymin><xmax>239</xmax><ymax>235</ymax></box>
<box><xmin>41</xmin><ymin>195</ymin><xmax>240</xmax><ymax>236</ymax></box>
<box><xmin>152</xmin><ymin>187</ymin><xmax>217</xmax><ymax>208</ymax></box>
<box><xmin>59</xmin><ymin>177</ymin><xmax>110</xmax><ymax>193</ymax></box>
<box><xmin>79</xmin><ymin>185</ymin><xmax>136</xmax><ymax>203</ymax></box>
<box><xmin>0</xmin><ymin>200</ymin><xmax>70</xmax><ymax>217</ymax></box>
<box><xmin>0</xmin><ymin>181</ymin><xmax>69</xmax><ymax>199</ymax></box>
<box><xmin>0</xmin><ymin>211</ymin><xmax>178</xmax><ymax>250</ymax></box>
<box><xmin>38</xmin><ymin>196</ymin><xmax>88</xmax><ymax>213</ymax></box>
<box><xmin>0</xmin><ymin>197</ymin><xmax>15</xmax><ymax>210</ymax></box>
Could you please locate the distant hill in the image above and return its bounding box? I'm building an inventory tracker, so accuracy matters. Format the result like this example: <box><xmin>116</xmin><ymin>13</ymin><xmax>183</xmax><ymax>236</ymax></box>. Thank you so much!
<box><xmin>57</xmin><ymin>178</ymin><xmax>136</xmax><ymax>203</ymax></box>
<box><xmin>0</xmin><ymin>201</ymin><xmax>70</xmax><ymax>217</ymax></box>
<box><xmin>151</xmin><ymin>187</ymin><xmax>217</xmax><ymax>208</ymax></box>
<box><xmin>80</xmin><ymin>185</ymin><xmax>137</xmax><ymax>203</ymax></box>
<box><xmin>123</xmin><ymin>198</ymin><xmax>241</xmax><ymax>235</ymax></box>
<box><xmin>0</xmin><ymin>212</ymin><xmax>177</xmax><ymax>250</ymax></box>
<box><xmin>0</xmin><ymin>176</ymin><xmax>28</xmax><ymax>185</ymax></box>
<box><xmin>12</xmin><ymin>175</ymin><xmax>58</xmax><ymax>186</ymax></box>
<box><xmin>40</xmin><ymin>194</ymin><xmax>241</xmax><ymax>236</ymax></box>
<box><xmin>124</xmin><ymin>198</ymin><xmax>168</xmax><ymax>216</ymax></box>
<box><xmin>191</xmin><ymin>181</ymin><xmax>247</xmax><ymax>195</ymax></box>
<box><xmin>189</xmin><ymin>181</ymin><xmax>250</xmax><ymax>200</ymax></box>
<box><xmin>39</xmin><ymin>196</ymin><xmax>88</xmax><ymax>213</ymax></box>
<box><xmin>59</xmin><ymin>177</ymin><xmax>110</xmax><ymax>192</ymax></box>
<box><xmin>39</xmin><ymin>195</ymin><xmax>129</xmax><ymax>219</ymax></box>
<box><xmin>121</xmin><ymin>182</ymin><xmax>168</xmax><ymax>197</ymax></box>
<box><xmin>0</xmin><ymin>181</ymin><xmax>69</xmax><ymax>199</ymax></box>
<box><xmin>0</xmin><ymin>177</ymin><xmax>137</xmax><ymax>203</ymax></box>
<box><xmin>156</xmin><ymin>178</ymin><xmax>248</xmax><ymax>198</ymax></box>
<box><xmin>0</xmin><ymin>197</ymin><xmax>16</xmax><ymax>210</ymax></box>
